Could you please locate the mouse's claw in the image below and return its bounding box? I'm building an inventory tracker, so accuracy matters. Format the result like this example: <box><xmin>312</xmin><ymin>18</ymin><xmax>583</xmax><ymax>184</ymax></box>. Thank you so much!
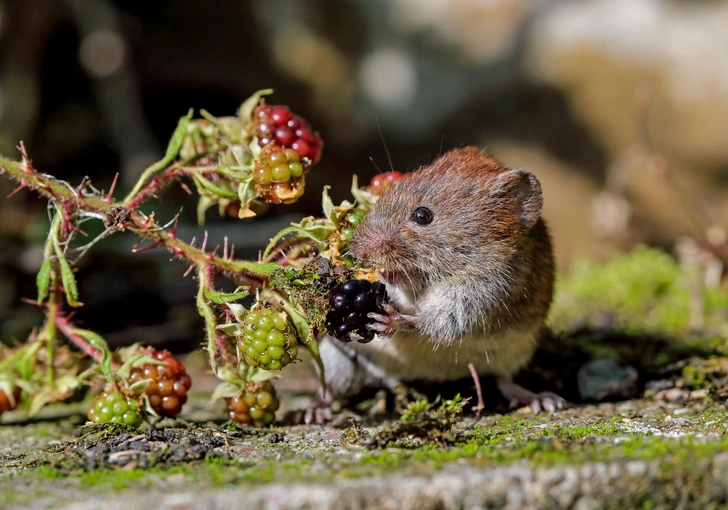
<box><xmin>367</xmin><ymin>304</ymin><xmax>415</xmax><ymax>338</ymax></box>
<box><xmin>496</xmin><ymin>376</ymin><xmax>565</xmax><ymax>414</ymax></box>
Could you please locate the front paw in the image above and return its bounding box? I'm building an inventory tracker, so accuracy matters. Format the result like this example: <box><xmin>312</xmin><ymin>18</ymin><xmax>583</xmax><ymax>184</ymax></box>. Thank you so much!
<box><xmin>367</xmin><ymin>304</ymin><xmax>416</xmax><ymax>338</ymax></box>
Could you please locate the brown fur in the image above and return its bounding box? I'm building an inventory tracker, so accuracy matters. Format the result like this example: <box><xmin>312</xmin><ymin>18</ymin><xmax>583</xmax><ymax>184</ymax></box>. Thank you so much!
<box><xmin>321</xmin><ymin>147</ymin><xmax>556</xmax><ymax>401</ymax></box>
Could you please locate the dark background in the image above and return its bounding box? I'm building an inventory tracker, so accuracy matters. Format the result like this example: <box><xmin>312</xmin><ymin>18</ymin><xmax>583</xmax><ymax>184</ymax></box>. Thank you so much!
<box><xmin>1</xmin><ymin>0</ymin><xmax>726</xmax><ymax>353</ymax></box>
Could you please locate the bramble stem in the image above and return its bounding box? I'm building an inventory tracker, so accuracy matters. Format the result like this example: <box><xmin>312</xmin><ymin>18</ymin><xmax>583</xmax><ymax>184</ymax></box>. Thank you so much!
<box><xmin>0</xmin><ymin>154</ymin><xmax>279</xmax><ymax>282</ymax></box>
<box><xmin>54</xmin><ymin>318</ymin><xmax>105</xmax><ymax>365</ymax></box>
<box><xmin>196</xmin><ymin>266</ymin><xmax>221</xmax><ymax>375</ymax></box>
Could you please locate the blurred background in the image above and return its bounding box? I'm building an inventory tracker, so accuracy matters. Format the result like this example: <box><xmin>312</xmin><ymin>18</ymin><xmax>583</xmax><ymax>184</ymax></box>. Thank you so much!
<box><xmin>0</xmin><ymin>0</ymin><xmax>726</xmax><ymax>354</ymax></box>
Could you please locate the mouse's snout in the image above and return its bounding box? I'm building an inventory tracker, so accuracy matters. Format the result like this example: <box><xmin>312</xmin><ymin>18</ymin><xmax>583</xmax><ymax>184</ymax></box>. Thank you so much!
<box><xmin>350</xmin><ymin>222</ymin><xmax>399</xmax><ymax>265</ymax></box>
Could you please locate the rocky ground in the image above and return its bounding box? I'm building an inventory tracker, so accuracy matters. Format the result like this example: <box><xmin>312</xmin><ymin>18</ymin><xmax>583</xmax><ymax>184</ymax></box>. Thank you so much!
<box><xmin>2</xmin><ymin>393</ymin><xmax>728</xmax><ymax>509</ymax></box>
<box><xmin>2</xmin><ymin>248</ymin><xmax>728</xmax><ymax>510</ymax></box>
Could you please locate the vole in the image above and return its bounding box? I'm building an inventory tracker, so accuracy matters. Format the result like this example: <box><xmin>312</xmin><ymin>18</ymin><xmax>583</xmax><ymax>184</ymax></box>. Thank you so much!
<box><xmin>317</xmin><ymin>146</ymin><xmax>563</xmax><ymax>415</ymax></box>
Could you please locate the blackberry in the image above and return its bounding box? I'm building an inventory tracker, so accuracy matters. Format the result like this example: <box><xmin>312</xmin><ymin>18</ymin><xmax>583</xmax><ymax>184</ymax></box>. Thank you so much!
<box><xmin>252</xmin><ymin>145</ymin><xmax>305</xmax><ymax>204</ymax></box>
<box><xmin>226</xmin><ymin>381</ymin><xmax>279</xmax><ymax>427</ymax></box>
<box><xmin>253</xmin><ymin>104</ymin><xmax>323</xmax><ymax>163</ymax></box>
<box><xmin>0</xmin><ymin>387</ymin><xmax>20</xmax><ymax>419</ymax></box>
<box><xmin>239</xmin><ymin>308</ymin><xmax>299</xmax><ymax>370</ymax></box>
<box><xmin>368</xmin><ymin>171</ymin><xmax>409</xmax><ymax>196</ymax></box>
<box><xmin>87</xmin><ymin>390</ymin><xmax>143</xmax><ymax>427</ymax></box>
<box><xmin>325</xmin><ymin>279</ymin><xmax>388</xmax><ymax>343</ymax></box>
<box><xmin>128</xmin><ymin>350</ymin><xmax>192</xmax><ymax>417</ymax></box>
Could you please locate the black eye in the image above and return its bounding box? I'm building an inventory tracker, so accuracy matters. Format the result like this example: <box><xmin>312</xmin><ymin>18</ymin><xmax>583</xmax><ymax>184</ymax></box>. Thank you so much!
<box><xmin>410</xmin><ymin>206</ymin><xmax>433</xmax><ymax>225</ymax></box>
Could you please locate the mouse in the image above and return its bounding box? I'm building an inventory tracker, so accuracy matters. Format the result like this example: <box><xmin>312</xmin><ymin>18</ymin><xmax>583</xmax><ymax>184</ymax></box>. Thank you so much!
<box><xmin>314</xmin><ymin>146</ymin><xmax>563</xmax><ymax>421</ymax></box>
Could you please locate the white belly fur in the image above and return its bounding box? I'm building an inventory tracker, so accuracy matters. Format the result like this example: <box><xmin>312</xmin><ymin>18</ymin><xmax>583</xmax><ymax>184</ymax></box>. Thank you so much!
<box><xmin>345</xmin><ymin>326</ymin><xmax>538</xmax><ymax>382</ymax></box>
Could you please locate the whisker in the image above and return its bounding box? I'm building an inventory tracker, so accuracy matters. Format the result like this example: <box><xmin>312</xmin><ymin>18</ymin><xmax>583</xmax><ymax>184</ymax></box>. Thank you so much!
<box><xmin>375</xmin><ymin>118</ymin><xmax>394</xmax><ymax>172</ymax></box>
<box><xmin>369</xmin><ymin>156</ymin><xmax>383</xmax><ymax>175</ymax></box>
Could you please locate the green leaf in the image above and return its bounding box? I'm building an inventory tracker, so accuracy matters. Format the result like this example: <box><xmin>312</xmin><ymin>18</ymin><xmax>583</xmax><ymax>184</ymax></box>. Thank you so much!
<box><xmin>229</xmin><ymin>145</ymin><xmax>254</xmax><ymax>167</ymax></box>
<box><xmin>193</xmin><ymin>174</ymin><xmax>238</xmax><ymax>200</ymax></box>
<box><xmin>197</xmin><ymin>195</ymin><xmax>215</xmax><ymax>225</ymax></box>
<box><xmin>73</xmin><ymin>328</ymin><xmax>113</xmax><ymax>376</ymax></box>
<box><xmin>263</xmin><ymin>226</ymin><xmax>329</xmax><ymax>260</ymax></box>
<box><xmin>205</xmin><ymin>289</ymin><xmax>249</xmax><ymax>305</ymax></box>
<box><xmin>225</xmin><ymin>302</ymin><xmax>247</xmax><ymax>322</ymax></box>
<box><xmin>53</xmin><ymin>240</ymin><xmax>79</xmax><ymax>307</ymax></box>
<box><xmin>141</xmin><ymin>110</ymin><xmax>194</xmax><ymax>176</ymax></box>
<box><xmin>162</xmin><ymin>110</ymin><xmax>193</xmax><ymax>167</ymax></box>
<box><xmin>216</xmin><ymin>322</ymin><xmax>241</xmax><ymax>337</ymax></box>
<box><xmin>237</xmin><ymin>176</ymin><xmax>259</xmax><ymax>219</ymax></box>
<box><xmin>211</xmin><ymin>381</ymin><xmax>241</xmax><ymax>401</ymax></box>
<box><xmin>36</xmin><ymin>258</ymin><xmax>51</xmax><ymax>303</ymax></box>
<box><xmin>17</xmin><ymin>341</ymin><xmax>42</xmax><ymax>380</ymax></box>
<box><xmin>28</xmin><ymin>375</ymin><xmax>80</xmax><ymax>416</ymax></box>
<box><xmin>322</xmin><ymin>185</ymin><xmax>334</xmax><ymax>220</ymax></box>
<box><xmin>238</xmin><ymin>89</ymin><xmax>274</xmax><ymax>123</ymax></box>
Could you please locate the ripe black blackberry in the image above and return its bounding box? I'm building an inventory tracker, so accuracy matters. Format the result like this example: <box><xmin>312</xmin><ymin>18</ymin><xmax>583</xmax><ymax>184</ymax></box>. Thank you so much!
<box><xmin>325</xmin><ymin>279</ymin><xmax>388</xmax><ymax>343</ymax></box>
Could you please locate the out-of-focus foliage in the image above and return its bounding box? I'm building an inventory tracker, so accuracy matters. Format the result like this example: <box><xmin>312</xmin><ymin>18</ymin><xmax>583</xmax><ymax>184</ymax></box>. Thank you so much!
<box><xmin>550</xmin><ymin>246</ymin><xmax>728</xmax><ymax>337</ymax></box>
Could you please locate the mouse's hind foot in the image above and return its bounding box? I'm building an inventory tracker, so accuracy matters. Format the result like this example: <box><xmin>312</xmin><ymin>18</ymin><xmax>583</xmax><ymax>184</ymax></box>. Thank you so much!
<box><xmin>496</xmin><ymin>376</ymin><xmax>565</xmax><ymax>414</ymax></box>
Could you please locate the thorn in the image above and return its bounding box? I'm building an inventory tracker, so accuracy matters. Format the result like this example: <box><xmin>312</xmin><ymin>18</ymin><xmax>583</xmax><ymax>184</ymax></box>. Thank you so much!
<box><xmin>210</xmin><ymin>245</ymin><xmax>220</xmax><ymax>259</ymax></box>
<box><xmin>106</xmin><ymin>173</ymin><xmax>119</xmax><ymax>204</ymax></box>
<box><xmin>223</xmin><ymin>236</ymin><xmax>229</xmax><ymax>260</ymax></box>
<box><xmin>229</xmin><ymin>244</ymin><xmax>235</xmax><ymax>260</ymax></box>
<box><xmin>190</xmin><ymin>236</ymin><xmax>197</xmax><ymax>249</ymax></box>
<box><xmin>143</xmin><ymin>211</ymin><xmax>155</xmax><ymax>228</ymax></box>
<box><xmin>170</xmin><ymin>214</ymin><xmax>179</xmax><ymax>239</ymax></box>
<box><xmin>7</xmin><ymin>182</ymin><xmax>27</xmax><ymax>198</ymax></box>
<box><xmin>201</xmin><ymin>231</ymin><xmax>209</xmax><ymax>253</ymax></box>
<box><xmin>18</xmin><ymin>141</ymin><xmax>34</xmax><ymax>175</ymax></box>
<box><xmin>179</xmin><ymin>181</ymin><xmax>193</xmax><ymax>195</ymax></box>
<box><xmin>21</xmin><ymin>298</ymin><xmax>45</xmax><ymax>306</ymax></box>
<box><xmin>183</xmin><ymin>264</ymin><xmax>195</xmax><ymax>277</ymax></box>
<box><xmin>132</xmin><ymin>240</ymin><xmax>163</xmax><ymax>253</ymax></box>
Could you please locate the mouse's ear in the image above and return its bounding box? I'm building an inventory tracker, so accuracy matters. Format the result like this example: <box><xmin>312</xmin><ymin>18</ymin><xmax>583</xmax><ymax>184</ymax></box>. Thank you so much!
<box><xmin>492</xmin><ymin>168</ymin><xmax>543</xmax><ymax>230</ymax></box>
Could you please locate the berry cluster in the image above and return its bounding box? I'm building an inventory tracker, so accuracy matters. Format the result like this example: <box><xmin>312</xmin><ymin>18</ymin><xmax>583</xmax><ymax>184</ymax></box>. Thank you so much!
<box><xmin>239</xmin><ymin>308</ymin><xmax>299</xmax><ymax>370</ymax></box>
<box><xmin>368</xmin><ymin>171</ymin><xmax>409</xmax><ymax>196</ymax></box>
<box><xmin>339</xmin><ymin>210</ymin><xmax>364</xmax><ymax>245</ymax></box>
<box><xmin>253</xmin><ymin>104</ymin><xmax>322</xmax><ymax>163</ymax></box>
<box><xmin>325</xmin><ymin>279</ymin><xmax>388</xmax><ymax>343</ymax></box>
<box><xmin>252</xmin><ymin>144</ymin><xmax>305</xmax><ymax>204</ymax></box>
<box><xmin>87</xmin><ymin>390</ymin><xmax>143</xmax><ymax>427</ymax></box>
<box><xmin>0</xmin><ymin>387</ymin><xmax>20</xmax><ymax>419</ymax></box>
<box><xmin>225</xmin><ymin>381</ymin><xmax>279</xmax><ymax>427</ymax></box>
<box><xmin>128</xmin><ymin>350</ymin><xmax>192</xmax><ymax>417</ymax></box>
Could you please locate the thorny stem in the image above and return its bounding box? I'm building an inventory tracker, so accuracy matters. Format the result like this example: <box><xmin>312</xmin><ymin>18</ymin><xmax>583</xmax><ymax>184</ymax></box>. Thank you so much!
<box><xmin>0</xmin><ymin>154</ymin><xmax>279</xmax><ymax>282</ymax></box>
<box><xmin>122</xmin><ymin>146</ymin><xmax>221</xmax><ymax>209</ymax></box>
<box><xmin>54</xmin><ymin>317</ymin><xmax>106</xmax><ymax>365</ymax></box>
<box><xmin>37</xmin><ymin>214</ymin><xmax>64</xmax><ymax>387</ymax></box>
<box><xmin>196</xmin><ymin>265</ymin><xmax>221</xmax><ymax>376</ymax></box>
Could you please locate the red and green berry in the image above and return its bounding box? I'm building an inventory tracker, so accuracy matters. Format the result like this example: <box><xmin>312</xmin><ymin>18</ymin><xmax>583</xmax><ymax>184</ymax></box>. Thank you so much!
<box><xmin>87</xmin><ymin>390</ymin><xmax>143</xmax><ymax>427</ymax></box>
<box><xmin>252</xmin><ymin>144</ymin><xmax>306</xmax><ymax>204</ymax></box>
<box><xmin>325</xmin><ymin>279</ymin><xmax>388</xmax><ymax>343</ymax></box>
<box><xmin>128</xmin><ymin>349</ymin><xmax>192</xmax><ymax>417</ymax></box>
<box><xmin>226</xmin><ymin>380</ymin><xmax>279</xmax><ymax>427</ymax></box>
<box><xmin>239</xmin><ymin>308</ymin><xmax>299</xmax><ymax>371</ymax></box>
<box><xmin>253</xmin><ymin>104</ymin><xmax>323</xmax><ymax>164</ymax></box>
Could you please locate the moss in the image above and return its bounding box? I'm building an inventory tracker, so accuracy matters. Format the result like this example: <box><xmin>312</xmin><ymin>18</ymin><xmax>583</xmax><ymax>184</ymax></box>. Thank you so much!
<box><xmin>549</xmin><ymin>246</ymin><xmax>728</xmax><ymax>338</ymax></box>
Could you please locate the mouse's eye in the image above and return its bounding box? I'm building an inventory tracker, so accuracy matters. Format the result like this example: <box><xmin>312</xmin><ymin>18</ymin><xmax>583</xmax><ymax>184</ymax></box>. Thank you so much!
<box><xmin>410</xmin><ymin>206</ymin><xmax>433</xmax><ymax>225</ymax></box>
